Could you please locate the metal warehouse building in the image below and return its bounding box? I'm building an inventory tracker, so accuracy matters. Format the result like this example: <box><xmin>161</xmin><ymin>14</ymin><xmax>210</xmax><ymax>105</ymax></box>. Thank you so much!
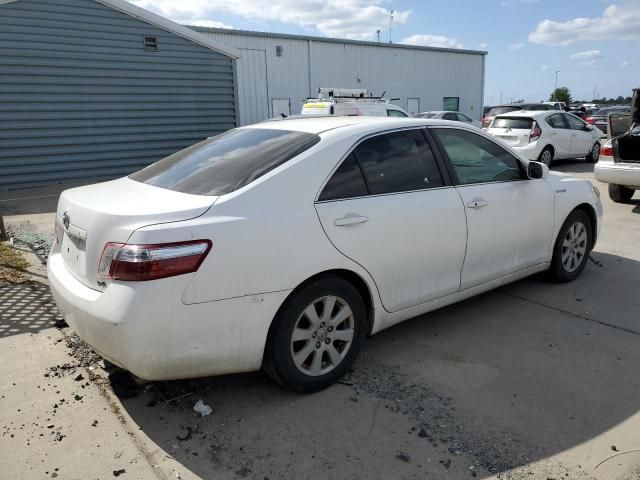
<box><xmin>194</xmin><ymin>27</ymin><xmax>487</xmax><ymax>126</ymax></box>
<box><xmin>0</xmin><ymin>0</ymin><xmax>486</xmax><ymax>188</ymax></box>
<box><xmin>0</xmin><ymin>0</ymin><xmax>239</xmax><ymax>188</ymax></box>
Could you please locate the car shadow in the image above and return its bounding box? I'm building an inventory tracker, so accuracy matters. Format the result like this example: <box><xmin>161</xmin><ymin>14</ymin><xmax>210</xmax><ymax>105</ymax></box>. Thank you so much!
<box><xmin>550</xmin><ymin>158</ymin><xmax>594</xmax><ymax>174</ymax></box>
<box><xmin>111</xmin><ymin>251</ymin><xmax>640</xmax><ymax>479</ymax></box>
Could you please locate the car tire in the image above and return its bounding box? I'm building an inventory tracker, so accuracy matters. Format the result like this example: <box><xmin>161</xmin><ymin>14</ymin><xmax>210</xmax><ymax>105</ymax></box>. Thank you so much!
<box><xmin>585</xmin><ymin>142</ymin><xmax>600</xmax><ymax>163</ymax></box>
<box><xmin>538</xmin><ymin>146</ymin><xmax>554</xmax><ymax>166</ymax></box>
<box><xmin>548</xmin><ymin>209</ymin><xmax>592</xmax><ymax>283</ymax></box>
<box><xmin>263</xmin><ymin>276</ymin><xmax>366</xmax><ymax>393</ymax></box>
<box><xmin>608</xmin><ymin>184</ymin><xmax>635</xmax><ymax>203</ymax></box>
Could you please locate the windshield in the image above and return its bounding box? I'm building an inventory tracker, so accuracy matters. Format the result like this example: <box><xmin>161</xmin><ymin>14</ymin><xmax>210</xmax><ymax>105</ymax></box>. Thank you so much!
<box><xmin>130</xmin><ymin>128</ymin><xmax>321</xmax><ymax>196</ymax></box>
<box><xmin>417</xmin><ymin>113</ymin><xmax>437</xmax><ymax>118</ymax></box>
<box><xmin>487</xmin><ymin>106</ymin><xmax>520</xmax><ymax>117</ymax></box>
<box><xmin>491</xmin><ymin>117</ymin><xmax>534</xmax><ymax>129</ymax></box>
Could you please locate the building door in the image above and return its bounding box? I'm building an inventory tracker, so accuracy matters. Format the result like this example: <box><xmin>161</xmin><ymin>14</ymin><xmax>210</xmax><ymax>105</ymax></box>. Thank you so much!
<box><xmin>272</xmin><ymin>98</ymin><xmax>291</xmax><ymax>118</ymax></box>
<box><xmin>237</xmin><ymin>49</ymin><xmax>269</xmax><ymax>125</ymax></box>
<box><xmin>407</xmin><ymin>98</ymin><xmax>420</xmax><ymax>116</ymax></box>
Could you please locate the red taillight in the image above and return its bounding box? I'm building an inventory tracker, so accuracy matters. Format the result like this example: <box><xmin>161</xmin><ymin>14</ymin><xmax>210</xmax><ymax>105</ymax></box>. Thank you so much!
<box><xmin>600</xmin><ymin>144</ymin><xmax>614</xmax><ymax>157</ymax></box>
<box><xmin>98</xmin><ymin>240</ymin><xmax>212</xmax><ymax>282</ymax></box>
<box><xmin>529</xmin><ymin>122</ymin><xmax>542</xmax><ymax>143</ymax></box>
<box><xmin>586</xmin><ymin>117</ymin><xmax>595</xmax><ymax>124</ymax></box>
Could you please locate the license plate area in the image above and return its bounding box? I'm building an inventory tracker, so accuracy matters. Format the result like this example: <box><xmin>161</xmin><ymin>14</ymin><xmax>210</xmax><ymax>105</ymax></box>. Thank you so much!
<box><xmin>60</xmin><ymin>222</ymin><xmax>87</xmax><ymax>276</ymax></box>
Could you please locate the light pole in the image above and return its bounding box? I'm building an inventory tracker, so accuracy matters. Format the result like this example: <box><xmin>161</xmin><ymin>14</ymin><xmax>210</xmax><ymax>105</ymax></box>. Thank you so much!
<box><xmin>554</xmin><ymin>70</ymin><xmax>560</xmax><ymax>91</ymax></box>
<box><xmin>389</xmin><ymin>9</ymin><xmax>394</xmax><ymax>43</ymax></box>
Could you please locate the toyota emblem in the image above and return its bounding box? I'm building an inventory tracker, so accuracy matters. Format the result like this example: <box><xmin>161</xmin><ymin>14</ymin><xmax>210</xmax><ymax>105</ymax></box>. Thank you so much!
<box><xmin>62</xmin><ymin>211</ymin><xmax>70</xmax><ymax>230</ymax></box>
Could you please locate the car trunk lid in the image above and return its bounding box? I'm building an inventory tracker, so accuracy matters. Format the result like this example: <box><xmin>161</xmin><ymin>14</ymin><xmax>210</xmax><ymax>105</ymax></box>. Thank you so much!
<box><xmin>489</xmin><ymin>116</ymin><xmax>535</xmax><ymax>147</ymax></box>
<box><xmin>55</xmin><ymin>177</ymin><xmax>216</xmax><ymax>290</ymax></box>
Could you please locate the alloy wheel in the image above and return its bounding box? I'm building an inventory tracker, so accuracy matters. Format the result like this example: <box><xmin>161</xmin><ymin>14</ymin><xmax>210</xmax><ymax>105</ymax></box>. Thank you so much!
<box><xmin>541</xmin><ymin>150</ymin><xmax>552</xmax><ymax>165</ymax></box>
<box><xmin>591</xmin><ymin>143</ymin><xmax>600</xmax><ymax>161</ymax></box>
<box><xmin>290</xmin><ymin>296</ymin><xmax>355</xmax><ymax>376</ymax></box>
<box><xmin>561</xmin><ymin>221</ymin><xmax>588</xmax><ymax>273</ymax></box>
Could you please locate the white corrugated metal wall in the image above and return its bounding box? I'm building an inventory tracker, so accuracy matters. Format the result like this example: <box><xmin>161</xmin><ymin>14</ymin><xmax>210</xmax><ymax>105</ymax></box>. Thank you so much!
<box><xmin>194</xmin><ymin>28</ymin><xmax>486</xmax><ymax>126</ymax></box>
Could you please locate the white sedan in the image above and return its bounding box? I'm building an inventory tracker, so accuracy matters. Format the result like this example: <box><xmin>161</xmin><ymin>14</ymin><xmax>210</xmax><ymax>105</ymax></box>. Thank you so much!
<box><xmin>487</xmin><ymin>110</ymin><xmax>603</xmax><ymax>165</ymax></box>
<box><xmin>48</xmin><ymin>117</ymin><xmax>602</xmax><ymax>392</ymax></box>
<box><xmin>415</xmin><ymin>110</ymin><xmax>482</xmax><ymax>128</ymax></box>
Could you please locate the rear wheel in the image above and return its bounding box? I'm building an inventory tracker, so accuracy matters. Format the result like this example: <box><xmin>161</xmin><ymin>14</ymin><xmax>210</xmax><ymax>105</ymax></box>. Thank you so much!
<box><xmin>538</xmin><ymin>146</ymin><xmax>554</xmax><ymax>166</ymax></box>
<box><xmin>585</xmin><ymin>142</ymin><xmax>600</xmax><ymax>163</ymax></box>
<box><xmin>263</xmin><ymin>276</ymin><xmax>366</xmax><ymax>393</ymax></box>
<box><xmin>608</xmin><ymin>184</ymin><xmax>635</xmax><ymax>203</ymax></box>
<box><xmin>548</xmin><ymin>210</ymin><xmax>592</xmax><ymax>282</ymax></box>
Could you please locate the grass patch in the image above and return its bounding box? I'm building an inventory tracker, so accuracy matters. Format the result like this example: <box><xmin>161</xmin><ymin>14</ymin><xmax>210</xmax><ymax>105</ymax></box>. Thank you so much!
<box><xmin>0</xmin><ymin>243</ymin><xmax>29</xmax><ymax>271</ymax></box>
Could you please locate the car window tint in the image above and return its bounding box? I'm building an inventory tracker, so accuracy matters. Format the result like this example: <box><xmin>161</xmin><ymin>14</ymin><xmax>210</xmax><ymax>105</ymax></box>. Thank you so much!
<box><xmin>130</xmin><ymin>128</ymin><xmax>320</xmax><ymax>196</ymax></box>
<box><xmin>492</xmin><ymin>117</ymin><xmax>533</xmax><ymax>129</ymax></box>
<box><xmin>546</xmin><ymin>113</ymin><xmax>567</xmax><ymax>129</ymax></box>
<box><xmin>432</xmin><ymin>128</ymin><xmax>524</xmax><ymax>185</ymax></box>
<box><xmin>443</xmin><ymin>112</ymin><xmax>458</xmax><ymax>120</ymax></box>
<box><xmin>318</xmin><ymin>154</ymin><xmax>368</xmax><ymax>201</ymax></box>
<box><xmin>387</xmin><ymin>109</ymin><xmax>408</xmax><ymax>117</ymax></box>
<box><xmin>564</xmin><ymin>114</ymin><xmax>586</xmax><ymax>130</ymax></box>
<box><xmin>354</xmin><ymin>129</ymin><xmax>444</xmax><ymax>195</ymax></box>
<box><xmin>488</xmin><ymin>106</ymin><xmax>520</xmax><ymax>117</ymax></box>
<box><xmin>457</xmin><ymin>113</ymin><xmax>471</xmax><ymax>122</ymax></box>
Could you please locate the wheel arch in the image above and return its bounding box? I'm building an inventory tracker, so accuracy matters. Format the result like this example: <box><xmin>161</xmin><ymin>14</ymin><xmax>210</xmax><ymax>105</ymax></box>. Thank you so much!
<box><xmin>265</xmin><ymin>269</ymin><xmax>376</xmax><ymax>357</ymax></box>
<box><xmin>574</xmin><ymin>202</ymin><xmax>598</xmax><ymax>249</ymax></box>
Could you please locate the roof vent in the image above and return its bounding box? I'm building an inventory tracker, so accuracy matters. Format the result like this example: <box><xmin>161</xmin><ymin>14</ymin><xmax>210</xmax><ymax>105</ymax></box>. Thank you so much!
<box><xmin>144</xmin><ymin>36</ymin><xmax>158</xmax><ymax>51</ymax></box>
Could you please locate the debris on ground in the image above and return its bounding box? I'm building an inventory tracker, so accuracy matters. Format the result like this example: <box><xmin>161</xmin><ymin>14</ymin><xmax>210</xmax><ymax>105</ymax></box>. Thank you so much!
<box><xmin>0</xmin><ymin>243</ymin><xmax>28</xmax><ymax>284</ymax></box>
<box><xmin>193</xmin><ymin>399</ymin><xmax>212</xmax><ymax>417</ymax></box>
<box><xmin>5</xmin><ymin>222</ymin><xmax>55</xmax><ymax>263</ymax></box>
<box><xmin>396</xmin><ymin>452</ymin><xmax>411</xmax><ymax>463</ymax></box>
<box><xmin>176</xmin><ymin>426</ymin><xmax>192</xmax><ymax>442</ymax></box>
<box><xmin>112</xmin><ymin>468</ymin><xmax>126</xmax><ymax>477</ymax></box>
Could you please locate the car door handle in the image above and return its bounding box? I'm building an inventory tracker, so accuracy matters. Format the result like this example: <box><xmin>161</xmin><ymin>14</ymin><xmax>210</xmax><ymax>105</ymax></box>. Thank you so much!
<box><xmin>334</xmin><ymin>215</ymin><xmax>369</xmax><ymax>227</ymax></box>
<box><xmin>572</xmin><ymin>134</ymin><xmax>577</xmax><ymax>137</ymax></box>
<box><xmin>466</xmin><ymin>199</ymin><xmax>489</xmax><ymax>209</ymax></box>
<box><xmin>551</xmin><ymin>131</ymin><xmax>558</xmax><ymax>135</ymax></box>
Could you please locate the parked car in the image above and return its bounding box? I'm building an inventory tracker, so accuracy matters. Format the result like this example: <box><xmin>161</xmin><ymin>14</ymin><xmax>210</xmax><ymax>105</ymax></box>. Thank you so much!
<box><xmin>482</xmin><ymin>103</ymin><xmax>556</xmax><ymax>128</ymax></box>
<box><xmin>302</xmin><ymin>87</ymin><xmax>409</xmax><ymax>117</ymax></box>
<box><xmin>487</xmin><ymin>110</ymin><xmax>603</xmax><ymax>165</ymax></box>
<box><xmin>595</xmin><ymin>89</ymin><xmax>639</xmax><ymax>203</ymax></box>
<box><xmin>414</xmin><ymin>110</ymin><xmax>481</xmax><ymax>127</ymax></box>
<box><xmin>545</xmin><ymin>101</ymin><xmax>567</xmax><ymax>111</ymax></box>
<box><xmin>586</xmin><ymin>106</ymin><xmax>631</xmax><ymax>136</ymax></box>
<box><xmin>48</xmin><ymin>116</ymin><xmax>602</xmax><ymax>392</ymax></box>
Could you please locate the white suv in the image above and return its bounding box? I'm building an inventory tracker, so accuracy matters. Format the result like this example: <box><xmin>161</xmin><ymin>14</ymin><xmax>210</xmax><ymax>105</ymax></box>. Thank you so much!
<box><xmin>487</xmin><ymin>110</ymin><xmax>603</xmax><ymax>165</ymax></box>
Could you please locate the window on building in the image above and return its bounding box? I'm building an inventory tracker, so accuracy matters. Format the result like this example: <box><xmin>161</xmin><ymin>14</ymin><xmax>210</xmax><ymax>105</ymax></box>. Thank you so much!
<box><xmin>443</xmin><ymin>97</ymin><xmax>460</xmax><ymax>111</ymax></box>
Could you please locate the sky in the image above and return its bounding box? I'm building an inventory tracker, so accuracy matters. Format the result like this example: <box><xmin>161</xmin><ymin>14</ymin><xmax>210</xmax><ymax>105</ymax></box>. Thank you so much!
<box><xmin>131</xmin><ymin>0</ymin><xmax>640</xmax><ymax>103</ymax></box>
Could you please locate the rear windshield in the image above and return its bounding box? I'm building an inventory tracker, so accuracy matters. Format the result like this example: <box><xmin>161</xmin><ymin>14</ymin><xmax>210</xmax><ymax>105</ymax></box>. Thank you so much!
<box><xmin>491</xmin><ymin>117</ymin><xmax>534</xmax><ymax>129</ymax></box>
<box><xmin>130</xmin><ymin>128</ymin><xmax>320</xmax><ymax>196</ymax></box>
<box><xmin>487</xmin><ymin>106</ymin><xmax>521</xmax><ymax>117</ymax></box>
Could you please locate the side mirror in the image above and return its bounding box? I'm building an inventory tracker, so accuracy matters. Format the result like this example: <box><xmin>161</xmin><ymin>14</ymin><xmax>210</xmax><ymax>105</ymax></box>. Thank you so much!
<box><xmin>527</xmin><ymin>161</ymin><xmax>549</xmax><ymax>180</ymax></box>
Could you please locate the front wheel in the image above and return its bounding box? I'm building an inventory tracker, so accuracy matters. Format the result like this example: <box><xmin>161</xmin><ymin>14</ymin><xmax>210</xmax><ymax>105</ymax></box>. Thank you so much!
<box><xmin>263</xmin><ymin>276</ymin><xmax>366</xmax><ymax>393</ymax></box>
<box><xmin>585</xmin><ymin>142</ymin><xmax>600</xmax><ymax>163</ymax></box>
<box><xmin>548</xmin><ymin>210</ymin><xmax>592</xmax><ymax>282</ymax></box>
<box><xmin>608</xmin><ymin>184</ymin><xmax>635</xmax><ymax>203</ymax></box>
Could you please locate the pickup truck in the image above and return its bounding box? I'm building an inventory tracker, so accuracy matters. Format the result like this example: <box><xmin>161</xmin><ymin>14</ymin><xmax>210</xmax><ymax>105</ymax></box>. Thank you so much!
<box><xmin>594</xmin><ymin>88</ymin><xmax>640</xmax><ymax>203</ymax></box>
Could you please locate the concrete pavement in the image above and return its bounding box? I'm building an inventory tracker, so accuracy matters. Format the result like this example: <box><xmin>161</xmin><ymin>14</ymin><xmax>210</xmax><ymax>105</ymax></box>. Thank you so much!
<box><xmin>1</xmin><ymin>160</ymin><xmax>639</xmax><ymax>479</ymax></box>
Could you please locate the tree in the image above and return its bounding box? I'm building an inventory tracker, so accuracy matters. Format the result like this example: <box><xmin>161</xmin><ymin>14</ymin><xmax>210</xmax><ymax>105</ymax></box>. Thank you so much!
<box><xmin>549</xmin><ymin>87</ymin><xmax>572</xmax><ymax>104</ymax></box>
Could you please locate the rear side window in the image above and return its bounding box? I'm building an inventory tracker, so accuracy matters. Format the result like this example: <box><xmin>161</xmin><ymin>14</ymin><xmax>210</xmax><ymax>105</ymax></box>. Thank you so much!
<box><xmin>491</xmin><ymin>117</ymin><xmax>533</xmax><ymax>129</ymax></box>
<box><xmin>488</xmin><ymin>106</ymin><xmax>520</xmax><ymax>117</ymax></box>
<box><xmin>546</xmin><ymin>113</ymin><xmax>567</xmax><ymax>129</ymax></box>
<box><xmin>130</xmin><ymin>128</ymin><xmax>320</xmax><ymax>196</ymax></box>
<box><xmin>318</xmin><ymin>154</ymin><xmax>368</xmax><ymax>201</ymax></box>
<box><xmin>563</xmin><ymin>114</ymin><xmax>586</xmax><ymax>130</ymax></box>
<box><xmin>354</xmin><ymin>129</ymin><xmax>444</xmax><ymax>195</ymax></box>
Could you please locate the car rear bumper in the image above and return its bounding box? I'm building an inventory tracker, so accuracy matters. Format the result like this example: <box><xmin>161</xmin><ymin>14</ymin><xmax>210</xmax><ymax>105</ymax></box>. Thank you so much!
<box><xmin>510</xmin><ymin>141</ymin><xmax>544</xmax><ymax>161</ymax></box>
<box><xmin>594</xmin><ymin>162</ymin><xmax>640</xmax><ymax>188</ymax></box>
<box><xmin>47</xmin><ymin>251</ymin><xmax>290</xmax><ymax>380</ymax></box>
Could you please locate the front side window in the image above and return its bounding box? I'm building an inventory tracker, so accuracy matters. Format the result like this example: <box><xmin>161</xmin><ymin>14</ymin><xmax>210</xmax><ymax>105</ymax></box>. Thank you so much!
<box><xmin>318</xmin><ymin>154</ymin><xmax>368</xmax><ymax>201</ymax></box>
<box><xmin>563</xmin><ymin>114</ymin><xmax>586</xmax><ymax>130</ymax></box>
<box><xmin>457</xmin><ymin>113</ymin><xmax>472</xmax><ymax>122</ymax></box>
<box><xmin>432</xmin><ymin>128</ymin><xmax>524</xmax><ymax>185</ymax></box>
<box><xmin>387</xmin><ymin>109</ymin><xmax>408</xmax><ymax>117</ymax></box>
<box><xmin>130</xmin><ymin>128</ymin><xmax>320</xmax><ymax>196</ymax></box>
<box><xmin>546</xmin><ymin>113</ymin><xmax>567</xmax><ymax>129</ymax></box>
<box><xmin>443</xmin><ymin>112</ymin><xmax>458</xmax><ymax>121</ymax></box>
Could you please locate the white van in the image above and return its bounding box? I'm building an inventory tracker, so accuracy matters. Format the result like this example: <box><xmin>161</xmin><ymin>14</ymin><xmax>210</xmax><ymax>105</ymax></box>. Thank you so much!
<box><xmin>302</xmin><ymin>88</ymin><xmax>409</xmax><ymax>118</ymax></box>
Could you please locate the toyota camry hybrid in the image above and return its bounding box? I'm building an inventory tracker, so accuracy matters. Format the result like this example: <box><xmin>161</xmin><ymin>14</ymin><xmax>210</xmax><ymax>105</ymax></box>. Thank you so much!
<box><xmin>48</xmin><ymin>116</ymin><xmax>602</xmax><ymax>392</ymax></box>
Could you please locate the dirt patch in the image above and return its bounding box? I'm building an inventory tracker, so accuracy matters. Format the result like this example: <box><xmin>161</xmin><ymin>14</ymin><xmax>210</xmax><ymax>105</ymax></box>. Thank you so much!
<box><xmin>0</xmin><ymin>243</ymin><xmax>28</xmax><ymax>284</ymax></box>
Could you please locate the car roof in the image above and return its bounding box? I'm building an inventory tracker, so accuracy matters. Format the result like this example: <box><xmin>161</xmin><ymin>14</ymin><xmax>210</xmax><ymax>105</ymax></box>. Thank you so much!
<box><xmin>245</xmin><ymin>115</ymin><xmax>444</xmax><ymax>134</ymax></box>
